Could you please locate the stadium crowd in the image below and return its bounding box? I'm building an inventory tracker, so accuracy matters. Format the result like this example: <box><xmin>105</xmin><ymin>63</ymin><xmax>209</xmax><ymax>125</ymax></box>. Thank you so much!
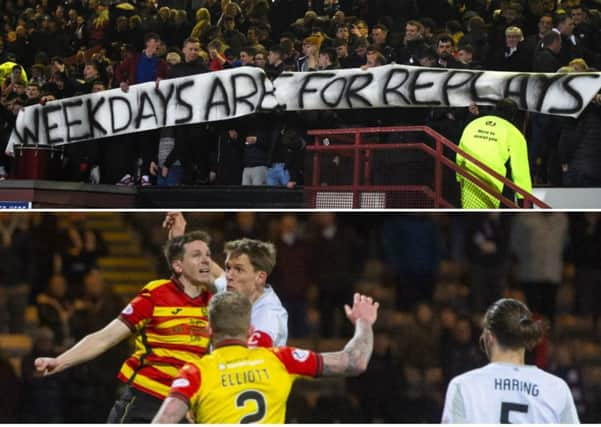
<box><xmin>0</xmin><ymin>0</ymin><xmax>601</xmax><ymax>188</ymax></box>
<box><xmin>1</xmin><ymin>211</ymin><xmax>601</xmax><ymax>421</ymax></box>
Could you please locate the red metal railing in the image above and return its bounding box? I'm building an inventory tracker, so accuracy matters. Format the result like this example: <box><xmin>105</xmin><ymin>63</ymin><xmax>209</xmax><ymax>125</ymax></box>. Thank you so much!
<box><xmin>305</xmin><ymin>126</ymin><xmax>550</xmax><ymax>209</ymax></box>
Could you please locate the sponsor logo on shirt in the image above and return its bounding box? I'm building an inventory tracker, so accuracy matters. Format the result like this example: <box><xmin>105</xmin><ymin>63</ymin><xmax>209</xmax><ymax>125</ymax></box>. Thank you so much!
<box><xmin>292</xmin><ymin>349</ymin><xmax>310</xmax><ymax>362</ymax></box>
<box><xmin>172</xmin><ymin>378</ymin><xmax>190</xmax><ymax>388</ymax></box>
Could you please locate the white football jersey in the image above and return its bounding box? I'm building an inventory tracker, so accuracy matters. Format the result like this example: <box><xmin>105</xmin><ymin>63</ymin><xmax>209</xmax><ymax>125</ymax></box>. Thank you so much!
<box><xmin>214</xmin><ymin>275</ymin><xmax>288</xmax><ymax>347</ymax></box>
<box><xmin>442</xmin><ymin>362</ymin><xmax>579</xmax><ymax>424</ymax></box>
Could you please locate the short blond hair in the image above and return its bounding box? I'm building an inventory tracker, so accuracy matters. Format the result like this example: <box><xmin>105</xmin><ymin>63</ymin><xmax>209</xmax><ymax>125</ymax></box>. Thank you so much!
<box><xmin>505</xmin><ymin>26</ymin><xmax>523</xmax><ymax>39</ymax></box>
<box><xmin>209</xmin><ymin>292</ymin><xmax>251</xmax><ymax>339</ymax></box>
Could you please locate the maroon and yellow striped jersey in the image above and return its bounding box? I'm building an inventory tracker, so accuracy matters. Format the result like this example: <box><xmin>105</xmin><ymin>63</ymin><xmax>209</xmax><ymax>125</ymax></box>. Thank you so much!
<box><xmin>117</xmin><ymin>278</ymin><xmax>212</xmax><ymax>399</ymax></box>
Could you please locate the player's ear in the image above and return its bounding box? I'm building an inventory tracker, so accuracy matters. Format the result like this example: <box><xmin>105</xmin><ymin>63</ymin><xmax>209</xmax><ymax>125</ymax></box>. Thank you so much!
<box><xmin>256</xmin><ymin>270</ymin><xmax>267</xmax><ymax>284</ymax></box>
<box><xmin>172</xmin><ymin>259</ymin><xmax>183</xmax><ymax>275</ymax></box>
<box><xmin>247</xmin><ymin>326</ymin><xmax>254</xmax><ymax>339</ymax></box>
<box><xmin>207</xmin><ymin>325</ymin><xmax>213</xmax><ymax>337</ymax></box>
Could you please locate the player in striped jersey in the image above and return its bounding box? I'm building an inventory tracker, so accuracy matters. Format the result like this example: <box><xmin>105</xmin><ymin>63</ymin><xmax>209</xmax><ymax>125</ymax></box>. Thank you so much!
<box><xmin>152</xmin><ymin>291</ymin><xmax>378</xmax><ymax>424</ymax></box>
<box><xmin>34</xmin><ymin>231</ymin><xmax>216</xmax><ymax>422</ymax></box>
<box><xmin>442</xmin><ymin>298</ymin><xmax>579</xmax><ymax>424</ymax></box>
<box><xmin>164</xmin><ymin>212</ymin><xmax>288</xmax><ymax>347</ymax></box>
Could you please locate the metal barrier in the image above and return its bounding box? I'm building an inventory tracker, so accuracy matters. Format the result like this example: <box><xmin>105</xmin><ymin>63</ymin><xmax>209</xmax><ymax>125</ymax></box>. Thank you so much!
<box><xmin>304</xmin><ymin>126</ymin><xmax>550</xmax><ymax>209</ymax></box>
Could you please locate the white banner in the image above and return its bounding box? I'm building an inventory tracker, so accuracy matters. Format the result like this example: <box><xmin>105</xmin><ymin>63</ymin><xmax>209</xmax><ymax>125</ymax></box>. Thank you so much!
<box><xmin>8</xmin><ymin>65</ymin><xmax>601</xmax><ymax>148</ymax></box>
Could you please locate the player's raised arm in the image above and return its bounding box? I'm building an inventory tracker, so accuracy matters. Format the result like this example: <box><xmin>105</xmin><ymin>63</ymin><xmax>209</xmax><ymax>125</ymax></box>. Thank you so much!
<box><xmin>34</xmin><ymin>318</ymin><xmax>132</xmax><ymax>376</ymax></box>
<box><xmin>152</xmin><ymin>396</ymin><xmax>190</xmax><ymax>424</ymax></box>
<box><xmin>321</xmin><ymin>293</ymin><xmax>378</xmax><ymax>376</ymax></box>
<box><xmin>163</xmin><ymin>211</ymin><xmax>187</xmax><ymax>239</ymax></box>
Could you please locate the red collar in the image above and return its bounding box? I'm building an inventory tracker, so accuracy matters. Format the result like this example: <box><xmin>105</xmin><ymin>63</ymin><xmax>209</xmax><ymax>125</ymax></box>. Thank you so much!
<box><xmin>171</xmin><ymin>275</ymin><xmax>185</xmax><ymax>292</ymax></box>
<box><xmin>170</xmin><ymin>276</ymin><xmax>209</xmax><ymax>300</ymax></box>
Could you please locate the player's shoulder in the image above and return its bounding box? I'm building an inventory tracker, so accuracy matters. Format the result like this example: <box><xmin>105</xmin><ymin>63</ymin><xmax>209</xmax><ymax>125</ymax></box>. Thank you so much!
<box><xmin>142</xmin><ymin>278</ymin><xmax>172</xmax><ymax>293</ymax></box>
<box><xmin>179</xmin><ymin>361</ymin><xmax>202</xmax><ymax>378</ymax></box>
<box><xmin>256</xmin><ymin>286</ymin><xmax>287</xmax><ymax>312</ymax></box>
<box><xmin>229</xmin><ymin>345</ymin><xmax>278</xmax><ymax>364</ymax></box>
<box><xmin>267</xmin><ymin>346</ymin><xmax>311</xmax><ymax>362</ymax></box>
<box><xmin>530</xmin><ymin>366</ymin><xmax>571</xmax><ymax>389</ymax></box>
<box><xmin>448</xmin><ymin>364</ymin><xmax>492</xmax><ymax>386</ymax></box>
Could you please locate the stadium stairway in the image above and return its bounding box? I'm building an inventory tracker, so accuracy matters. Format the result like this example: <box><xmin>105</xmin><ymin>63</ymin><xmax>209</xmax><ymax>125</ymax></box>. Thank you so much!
<box><xmin>85</xmin><ymin>213</ymin><xmax>158</xmax><ymax>300</ymax></box>
<box><xmin>0</xmin><ymin>333</ymin><xmax>32</xmax><ymax>377</ymax></box>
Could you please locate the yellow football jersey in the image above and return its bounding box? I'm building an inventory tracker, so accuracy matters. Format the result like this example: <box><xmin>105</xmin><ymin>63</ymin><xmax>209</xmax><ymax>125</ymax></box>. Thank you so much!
<box><xmin>168</xmin><ymin>340</ymin><xmax>323</xmax><ymax>423</ymax></box>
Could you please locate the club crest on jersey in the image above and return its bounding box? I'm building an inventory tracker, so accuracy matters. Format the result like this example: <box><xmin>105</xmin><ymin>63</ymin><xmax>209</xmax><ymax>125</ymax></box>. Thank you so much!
<box><xmin>122</xmin><ymin>304</ymin><xmax>134</xmax><ymax>315</ymax></box>
<box><xmin>172</xmin><ymin>378</ymin><xmax>190</xmax><ymax>388</ymax></box>
<box><xmin>292</xmin><ymin>349</ymin><xmax>310</xmax><ymax>362</ymax></box>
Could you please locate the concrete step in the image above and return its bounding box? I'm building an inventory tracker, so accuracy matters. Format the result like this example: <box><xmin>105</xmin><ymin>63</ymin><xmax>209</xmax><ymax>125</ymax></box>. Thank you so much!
<box><xmin>0</xmin><ymin>334</ymin><xmax>32</xmax><ymax>357</ymax></box>
<box><xmin>98</xmin><ymin>257</ymin><xmax>150</xmax><ymax>269</ymax></box>
<box><xmin>107</xmin><ymin>243</ymin><xmax>142</xmax><ymax>256</ymax></box>
<box><xmin>113</xmin><ymin>283</ymin><xmax>144</xmax><ymax>297</ymax></box>
<box><xmin>102</xmin><ymin>231</ymin><xmax>133</xmax><ymax>242</ymax></box>
<box><xmin>102</xmin><ymin>270</ymin><xmax>156</xmax><ymax>283</ymax></box>
<box><xmin>85</xmin><ymin>215</ymin><xmax>125</xmax><ymax>227</ymax></box>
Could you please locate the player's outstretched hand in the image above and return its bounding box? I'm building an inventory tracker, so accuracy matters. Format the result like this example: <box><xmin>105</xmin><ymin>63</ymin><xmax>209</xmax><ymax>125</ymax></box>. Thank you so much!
<box><xmin>163</xmin><ymin>212</ymin><xmax>187</xmax><ymax>239</ymax></box>
<box><xmin>344</xmin><ymin>293</ymin><xmax>379</xmax><ymax>326</ymax></box>
<box><xmin>34</xmin><ymin>357</ymin><xmax>60</xmax><ymax>376</ymax></box>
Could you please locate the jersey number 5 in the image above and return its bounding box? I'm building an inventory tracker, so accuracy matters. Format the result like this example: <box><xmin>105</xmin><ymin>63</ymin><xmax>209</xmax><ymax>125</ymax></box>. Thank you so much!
<box><xmin>500</xmin><ymin>401</ymin><xmax>529</xmax><ymax>423</ymax></box>
<box><xmin>236</xmin><ymin>390</ymin><xmax>267</xmax><ymax>423</ymax></box>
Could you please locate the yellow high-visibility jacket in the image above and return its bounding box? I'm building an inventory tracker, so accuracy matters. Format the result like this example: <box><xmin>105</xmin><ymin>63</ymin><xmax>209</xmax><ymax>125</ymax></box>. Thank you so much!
<box><xmin>456</xmin><ymin>115</ymin><xmax>532</xmax><ymax>208</ymax></box>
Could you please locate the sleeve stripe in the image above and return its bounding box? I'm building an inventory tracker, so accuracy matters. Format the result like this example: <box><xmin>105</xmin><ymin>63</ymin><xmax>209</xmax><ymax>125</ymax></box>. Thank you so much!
<box><xmin>168</xmin><ymin>391</ymin><xmax>191</xmax><ymax>407</ymax></box>
<box><xmin>315</xmin><ymin>353</ymin><xmax>324</xmax><ymax>377</ymax></box>
<box><xmin>118</xmin><ymin>315</ymin><xmax>137</xmax><ymax>332</ymax></box>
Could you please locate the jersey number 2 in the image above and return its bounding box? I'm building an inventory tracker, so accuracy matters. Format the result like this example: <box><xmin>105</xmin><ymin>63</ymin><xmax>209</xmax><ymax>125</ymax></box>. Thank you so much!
<box><xmin>236</xmin><ymin>390</ymin><xmax>266</xmax><ymax>423</ymax></box>
<box><xmin>500</xmin><ymin>402</ymin><xmax>529</xmax><ymax>423</ymax></box>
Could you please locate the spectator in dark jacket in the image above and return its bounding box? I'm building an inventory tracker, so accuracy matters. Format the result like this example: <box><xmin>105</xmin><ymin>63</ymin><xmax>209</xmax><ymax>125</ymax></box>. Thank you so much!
<box><xmin>571</xmin><ymin>6</ymin><xmax>595</xmax><ymax>54</ymax></box>
<box><xmin>435</xmin><ymin>33</ymin><xmax>463</xmax><ymax>68</ymax></box>
<box><xmin>530</xmin><ymin>30</ymin><xmax>563</xmax><ymax>184</ymax></box>
<box><xmin>267</xmin><ymin>127</ymin><xmax>306</xmax><ymax>187</ymax></box>
<box><xmin>458</xmin><ymin>15</ymin><xmax>490</xmax><ymax>65</ymax></box>
<box><xmin>156</xmin><ymin>36</ymin><xmax>211</xmax><ymax>185</ymax></box>
<box><xmin>559</xmin><ymin>93</ymin><xmax>601</xmax><ymax>186</ymax></box>
<box><xmin>266</xmin><ymin>44</ymin><xmax>286</xmax><ymax>80</ymax></box>
<box><xmin>242</xmin><ymin>119</ymin><xmax>271</xmax><ymax>186</ymax></box>
<box><xmin>115</xmin><ymin>32</ymin><xmax>168</xmax><ymax>186</ymax></box>
<box><xmin>524</xmin><ymin>14</ymin><xmax>553</xmax><ymax>57</ymax></box>
<box><xmin>488</xmin><ymin>26</ymin><xmax>531</xmax><ymax>71</ymax></box>
<box><xmin>532</xmin><ymin>30</ymin><xmax>562</xmax><ymax>71</ymax></box>
<box><xmin>215</xmin><ymin>127</ymin><xmax>245</xmax><ymax>185</ymax></box>
<box><xmin>396</xmin><ymin>20</ymin><xmax>425</xmax><ymax>65</ymax></box>
<box><xmin>555</xmin><ymin>13</ymin><xmax>585</xmax><ymax>66</ymax></box>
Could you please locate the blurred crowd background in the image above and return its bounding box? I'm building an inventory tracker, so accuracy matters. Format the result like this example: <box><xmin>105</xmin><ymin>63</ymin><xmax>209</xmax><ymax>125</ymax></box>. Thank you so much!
<box><xmin>1</xmin><ymin>0</ymin><xmax>601</xmax><ymax>187</ymax></box>
<box><xmin>0</xmin><ymin>211</ymin><xmax>600</xmax><ymax>422</ymax></box>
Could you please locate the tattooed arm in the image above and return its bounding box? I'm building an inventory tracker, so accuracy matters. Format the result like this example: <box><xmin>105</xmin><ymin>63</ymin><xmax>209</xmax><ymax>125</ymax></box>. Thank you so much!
<box><xmin>152</xmin><ymin>397</ymin><xmax>189</xmax><ymax>424</ymax></box>
<box><xmin>321</xmin><ymin>293</ymin><xmax>379</xmax><ymax>376</ymax></box>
